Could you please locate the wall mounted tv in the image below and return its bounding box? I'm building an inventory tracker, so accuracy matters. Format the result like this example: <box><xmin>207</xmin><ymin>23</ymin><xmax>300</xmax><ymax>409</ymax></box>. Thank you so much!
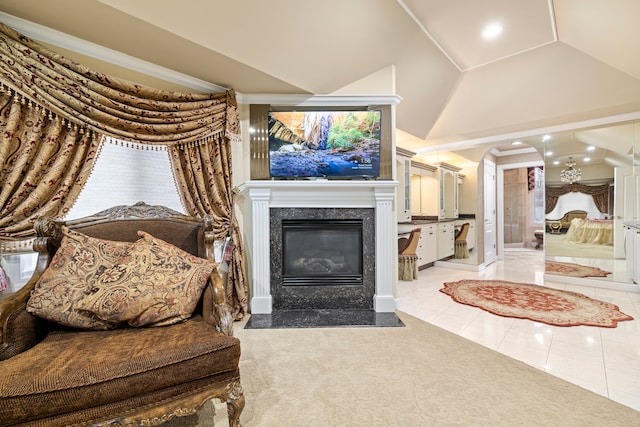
<box><xmin>268</xmin><ymin>110</ymin><xmax>381</xmax><ymax>179</ymax></box>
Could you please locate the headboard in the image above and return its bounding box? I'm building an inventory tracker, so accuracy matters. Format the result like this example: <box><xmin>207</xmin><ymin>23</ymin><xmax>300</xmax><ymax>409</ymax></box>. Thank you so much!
<box><xmin>40</xmin><ymin>202</ymin><xmax>212</xmax><ymax>260</ymax></box>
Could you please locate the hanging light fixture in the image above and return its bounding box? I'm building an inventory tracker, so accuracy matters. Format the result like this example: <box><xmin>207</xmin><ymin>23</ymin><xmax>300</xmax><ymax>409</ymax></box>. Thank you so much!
<box><xmin>560</xmin><ymin>157</ymin><xmax>581</xmax><ymax>183</ymax></box>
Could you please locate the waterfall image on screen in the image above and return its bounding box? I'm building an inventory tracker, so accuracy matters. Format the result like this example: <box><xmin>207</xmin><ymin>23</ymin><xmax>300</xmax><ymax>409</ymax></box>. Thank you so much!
<box><xmin>268</xmin><ymin>110</ymin><xmax>381</xmax><ymax>179</ymax></box>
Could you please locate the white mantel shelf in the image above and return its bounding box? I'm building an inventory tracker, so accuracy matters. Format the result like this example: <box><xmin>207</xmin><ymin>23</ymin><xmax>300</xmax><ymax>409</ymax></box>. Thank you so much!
<box><xmin>239</xmin><ymin>180</ymin><xmax>399</xmax><ymax>314</ymax></box>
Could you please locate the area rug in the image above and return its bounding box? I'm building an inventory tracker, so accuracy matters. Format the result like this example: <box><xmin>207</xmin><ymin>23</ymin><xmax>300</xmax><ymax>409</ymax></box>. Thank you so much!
<box><xmin>440</xmin><ymin>279</ymin><xmax>633</xmax><ymax>327</ymax></box>
<box><xmin>545</xmin><ymin>261</ymin><xmax>611</xmax><ymax>278</ymax></box>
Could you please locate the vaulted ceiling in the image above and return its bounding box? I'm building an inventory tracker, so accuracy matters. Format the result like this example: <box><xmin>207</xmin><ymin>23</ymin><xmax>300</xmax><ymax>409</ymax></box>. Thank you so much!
<box><xmin>1</xmin><ymin>0</ymin><xmax>640</xmax><ymax>158</ymax></box>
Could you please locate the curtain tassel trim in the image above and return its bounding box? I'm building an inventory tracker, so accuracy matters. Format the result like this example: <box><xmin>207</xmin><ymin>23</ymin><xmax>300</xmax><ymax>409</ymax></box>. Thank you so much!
<box><xmin>1</xmin><ymin>81</ymin><xmax>98</xmax><ymax>140</ymax></box>
<box><xmin>104</xmin><ymin>136</ymin><xmax>167</xmax><ymax>151</ymax></box>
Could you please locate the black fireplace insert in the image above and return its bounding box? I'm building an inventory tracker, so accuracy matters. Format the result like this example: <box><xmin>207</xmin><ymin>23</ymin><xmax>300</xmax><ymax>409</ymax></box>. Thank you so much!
<box><xmin>282</xmin><ymin>219</ymin><xmax>363</xmax><ymax>286</ymax></box>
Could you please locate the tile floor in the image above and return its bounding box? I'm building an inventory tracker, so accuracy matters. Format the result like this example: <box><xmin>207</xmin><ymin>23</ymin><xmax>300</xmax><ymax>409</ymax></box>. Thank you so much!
<box><xmin>396</xmin><ymin>249</ymin><xmax>640</xmax><ymax>412</ymax></box>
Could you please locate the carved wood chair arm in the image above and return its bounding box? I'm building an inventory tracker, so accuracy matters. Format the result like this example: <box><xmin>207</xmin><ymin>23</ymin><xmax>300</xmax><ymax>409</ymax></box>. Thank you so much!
<box><xmin>208</xmin><ymin>270</ymin><xmax>234</xmax><ymax>336</ymax></box>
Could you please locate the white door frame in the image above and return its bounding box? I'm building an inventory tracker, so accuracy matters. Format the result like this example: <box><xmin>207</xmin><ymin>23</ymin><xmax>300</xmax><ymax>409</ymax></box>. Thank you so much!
<box><xmin>496</xmin><ymin>160</ymin><xmax>544</xmax><ymax>260</ymax></box>
<box><xmin>484</xmin><ymin>159</ymin><xmax>497</xmax><ymax>266</ymax></box>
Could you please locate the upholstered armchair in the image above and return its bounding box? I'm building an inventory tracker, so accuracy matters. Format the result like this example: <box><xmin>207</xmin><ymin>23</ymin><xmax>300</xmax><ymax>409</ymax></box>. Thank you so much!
<box><xmin>0</xmin><ymin>202</ymin><xmax>244</xmax><ymax>426</ymax></box>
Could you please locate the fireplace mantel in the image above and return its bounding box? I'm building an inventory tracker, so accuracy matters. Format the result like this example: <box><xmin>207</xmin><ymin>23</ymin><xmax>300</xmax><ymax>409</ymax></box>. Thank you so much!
<box><xmin>239</xmin><ymin>180</ymin><xmax>398</xmax><ymax>314</ymax></box>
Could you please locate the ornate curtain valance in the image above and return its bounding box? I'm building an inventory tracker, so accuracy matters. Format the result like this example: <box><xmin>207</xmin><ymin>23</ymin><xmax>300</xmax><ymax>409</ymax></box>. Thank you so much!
<box><xmin>545</xmin><ymin>182</ymin><xmax>610</xmax><ymax>214</ymax></box>
<box><xmin>0</xmin><ymin>21</ymin><xmax>248</xmax><ymax>319</ymax></box>
<box><xmin>0</xmin><ymin>22</ymin><xmax>239</xmax><ymax>146</ymax></box>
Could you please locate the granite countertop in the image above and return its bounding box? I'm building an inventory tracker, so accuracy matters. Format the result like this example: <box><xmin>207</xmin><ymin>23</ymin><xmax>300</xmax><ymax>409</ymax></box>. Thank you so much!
<box><xmin>399</xmin><ymin>214</ymin><xmax>476</xmax><ymax>226</ymax></box>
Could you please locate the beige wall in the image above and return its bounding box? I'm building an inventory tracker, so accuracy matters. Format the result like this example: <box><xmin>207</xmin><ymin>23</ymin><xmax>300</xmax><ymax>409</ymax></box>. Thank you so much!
<box><xmin>545</xmin><ymin>162</ymin><xmax>614</xmax><ymax>183</ymax></box>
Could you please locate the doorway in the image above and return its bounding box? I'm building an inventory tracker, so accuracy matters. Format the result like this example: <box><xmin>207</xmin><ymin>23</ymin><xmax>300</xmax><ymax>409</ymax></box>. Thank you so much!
<box><xmin>496</xmin><ymin>160</ymin><xmax>544</xmax><ymax>259</ymax></box>
<box><xmin>503</xmin><ymin>168</ymin><xmax>525</xmax><ymax>246</ymax></box>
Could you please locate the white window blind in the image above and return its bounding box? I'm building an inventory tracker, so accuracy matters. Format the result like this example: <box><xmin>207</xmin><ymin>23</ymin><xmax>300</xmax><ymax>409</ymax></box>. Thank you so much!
<box><xmin>65</xmin><ymin>138</ymin><xmax>185</xmax><ymax>219</ymax></box>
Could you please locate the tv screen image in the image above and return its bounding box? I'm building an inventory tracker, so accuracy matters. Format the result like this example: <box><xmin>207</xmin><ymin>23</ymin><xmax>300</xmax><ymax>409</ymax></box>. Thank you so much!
<box><xmin>268</xmin><ymin>110</ymin><xmax>381</xmax><ymax>179</ymax></box>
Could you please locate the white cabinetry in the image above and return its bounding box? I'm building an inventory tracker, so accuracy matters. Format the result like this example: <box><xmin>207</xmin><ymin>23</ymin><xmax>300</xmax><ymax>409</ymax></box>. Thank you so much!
<box><xmin>421</xmin><ymin>224</ymin><xmax>438</xmax><ymax>265</ymax></box>
<box><xmin>625</xmin><ymin>224</ymin><xmax>640</xmax><ymax>284</ymax></box>
<box><xmin>437</xmin><ymin>222</ymin><xmax>455</xmax><ymax>259</ymax></box>
<box><xmin>625</xmin><ymin>225</ymin><xmax>636</xmax><ymax>283</ymax></box>
<box><xmin>439</xmin><ymin>166</ymin><xmax>459</xmax><ymax>220</ymax></box>
<box><xmin>410</xmin><ymin>161</ymin><xmax>460</xmax><ymax>220</ymax></box>
<box><xmin>626</xmin><ymin>224</ymin><xmax>640</xmax><ymax>284</ymax></box>
<box><xmin>636</xmin><ymin>227</ymin><xmax>640</xmax><ymax>284</ymax></box>
<box><xmin>396</xmin><ymin>148</ymin><xmax>416</xmax><ymax>223</ymax></box>
<box><xmin>409</xmin><ymin>161</ymin><xmax>437</xmax><ymax>216</ymax></box>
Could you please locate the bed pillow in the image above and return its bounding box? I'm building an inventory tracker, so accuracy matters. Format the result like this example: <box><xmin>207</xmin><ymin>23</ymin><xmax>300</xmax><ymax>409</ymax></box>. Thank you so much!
<box><xmin>74</xmin><ymin>231</ymin><xmax>216</xmax><ymax>327</ymax></box>
<box><xmin>26</xmin><ymin>227</ymin><xmax>134</xmax><ymax>330</ymax></box>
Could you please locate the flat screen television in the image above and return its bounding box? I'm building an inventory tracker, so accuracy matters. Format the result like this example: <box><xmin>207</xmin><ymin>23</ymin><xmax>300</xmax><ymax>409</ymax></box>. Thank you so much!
<box><xmin>268</xmin><ymin>110</ymin><xmax>381</xmax><ymax>179</ymax></box>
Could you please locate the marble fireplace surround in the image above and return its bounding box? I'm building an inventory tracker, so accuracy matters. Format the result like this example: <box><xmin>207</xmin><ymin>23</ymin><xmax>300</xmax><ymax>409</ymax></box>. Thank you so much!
<box><xmin>240</xmin><ymin>180</ymin><xmax>398</xmax><ymax>314</ymax></box>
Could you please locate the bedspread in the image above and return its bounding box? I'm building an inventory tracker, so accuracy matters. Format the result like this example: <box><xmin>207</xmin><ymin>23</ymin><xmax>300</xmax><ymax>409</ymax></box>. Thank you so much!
<box><xmin>564</xmin><ymin>218</ymin><xmax>613</xmax><ymax>245</ymax></box>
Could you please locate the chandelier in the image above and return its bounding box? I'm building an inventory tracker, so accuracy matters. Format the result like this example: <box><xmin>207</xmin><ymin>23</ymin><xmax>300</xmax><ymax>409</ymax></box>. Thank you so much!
<box><xmin>560</xmin><ymin>157</ymin><xmax>581</xmax><ymax>183</ymax></box>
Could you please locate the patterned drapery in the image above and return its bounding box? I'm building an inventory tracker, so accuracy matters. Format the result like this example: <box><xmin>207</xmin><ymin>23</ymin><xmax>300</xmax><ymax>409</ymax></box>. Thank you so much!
<box><xmin>170</xmin><ymin>111</ymin><xmax>248</xmax><ymax>319</ymax></box>
<box><xmin>0</xmin><ymin>22</ymin><xmax>239</xmax><ymax>145</ymax></box>
<box><xmin>545</xmin><ymin>182</ymin><xmax>610</xmax><ymax>214</ymax></box>
<box><xmin>0</xmin><ymin>22</ymin><xmax>247</xmax><ymax>317</ymax></box>
<box><xmin>0</xmin><ymin>91</ymin><xmax>100</xmax><ymax>238</ymax></box>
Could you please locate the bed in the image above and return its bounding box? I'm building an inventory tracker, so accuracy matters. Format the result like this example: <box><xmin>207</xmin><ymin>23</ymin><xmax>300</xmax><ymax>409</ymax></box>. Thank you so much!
<box><xmin>564</xmin><ymin>218</ymin><xmax>613</xmax><ymax>245</ymax></box>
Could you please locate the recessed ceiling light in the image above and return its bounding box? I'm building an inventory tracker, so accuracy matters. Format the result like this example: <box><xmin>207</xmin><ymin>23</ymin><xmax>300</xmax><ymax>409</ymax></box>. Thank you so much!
<box><xmin>586</xmin><ymin>146</ymin><xmax>596</xmax><ymax>151</ymax></box>
<box><xmin>553</xmin><ymin>160</ymin><xmax>560</xmax><ymax>165</ymax></box>
<box><xmin>512</xmin><ymin>141</ymin><xmax>522</xmax><ymax>145</ymax></box>
<box><xmin>482</xmin><ymin>22</ymin><xmax>503</xmax><ymax>39</ymax></box>
<box><xmin>584</xmin><ymin>157</ymin><xmax>591</xmax><ymax>162</ymax></box>
<box><xmin>545</xmin><ymin>151</ymin><xmax>553</xmax><ymax>156</ymax></box>
<box><xmin>542</xmin><ymin>135</ymin><xmax>551</xmax><ymax>142</ymax></box>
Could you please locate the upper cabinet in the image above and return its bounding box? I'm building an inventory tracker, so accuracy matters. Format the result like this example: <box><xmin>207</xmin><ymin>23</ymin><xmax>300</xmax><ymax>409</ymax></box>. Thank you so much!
<box><xmin>409</xmin><ymin>161</ymin><xmax>438</xmax><ymax>217</ymax></box>
<box><xmin>409</xmin><ymin>161</ymin><xmax>460</xmax><ymax>220</ymax></box>
<box><xmin>439</xmin><ymin>164</ymin><xmax>460</xmax><ymax>219</ymax></box>
<box><xmin>396</xmin><ymin>148</ymin><xmax>416</xmax><ymax>223</ymax></box>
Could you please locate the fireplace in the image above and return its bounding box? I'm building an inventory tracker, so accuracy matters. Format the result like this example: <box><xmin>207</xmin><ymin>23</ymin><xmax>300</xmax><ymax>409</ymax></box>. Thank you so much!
<box><xmin>240</xmin><ymin>180</ymin><xmax>397</xmax><ymax>314</ymax></box>
<box><xmin>271</xmin><ymin>208</ymin><xmax>375</xmax><ymax>310</ymax></box>
<box><xmin>282</xmin><ymin>219</ymin><xmax>363</xmax><ymax>287</ymax></box>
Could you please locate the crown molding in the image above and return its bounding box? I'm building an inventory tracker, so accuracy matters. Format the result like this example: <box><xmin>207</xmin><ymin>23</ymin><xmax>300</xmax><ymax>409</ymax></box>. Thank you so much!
<box><xmin>239</xmin><ymin>93</ymin><xmax>402</xmax><ymax>106</ymax></box>
<box><xmin>0</xmin><ymin>13</ymin><xmax>403</xmax><ymax>109</ymax></box>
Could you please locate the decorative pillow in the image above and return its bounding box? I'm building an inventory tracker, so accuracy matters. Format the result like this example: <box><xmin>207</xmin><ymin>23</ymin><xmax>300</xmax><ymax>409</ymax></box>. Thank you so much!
<box><xmin>74</xmin><ymin>231</ymin><xmax>215</xmax><ymax>327</ymax></box>
<box><xmin>26</xmin><ymin>227</ymin><xmax>134</xmax><ymax>330</ymax></box>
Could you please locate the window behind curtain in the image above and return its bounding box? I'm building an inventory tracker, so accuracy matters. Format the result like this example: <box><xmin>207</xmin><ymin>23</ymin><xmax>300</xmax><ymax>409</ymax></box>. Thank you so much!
<box><xmin>65</xmin><ymin>138</ymin><xmax>184</xmax><ymax>219</ymax></box>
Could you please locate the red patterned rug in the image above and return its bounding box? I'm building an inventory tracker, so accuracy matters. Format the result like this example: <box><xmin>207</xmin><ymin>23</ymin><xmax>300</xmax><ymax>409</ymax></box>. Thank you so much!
<box><xmin>545</xmin><ymin>261</ymin><xmax>611</xmax><ymax>278</ymax></box>
<box><xmin>440</xmin><ymin>279</ymin><xmax>633</xmax><ymax>327</ymax></box>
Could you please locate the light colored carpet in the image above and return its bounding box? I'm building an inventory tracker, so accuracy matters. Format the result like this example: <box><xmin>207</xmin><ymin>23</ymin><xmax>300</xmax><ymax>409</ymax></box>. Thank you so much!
<box><xmin>544</xmin><ymin>232</ymin><xmax>613</xmax><ymax>259</ymax></box>
<box><xmin>166</xmin><ymin>311</ymin><xmax>639</xmax><ymax>426</ymax></box>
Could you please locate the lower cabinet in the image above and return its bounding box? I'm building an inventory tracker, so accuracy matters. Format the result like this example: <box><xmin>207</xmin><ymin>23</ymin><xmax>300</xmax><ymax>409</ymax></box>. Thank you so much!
<box><xmin>624</xmin><ymin>225</ymin><xmax>635</xmax><ymax>283</ymax></box>
<box><xmin>635</xmin><ymin>227</ymin><xmax>640</xmax><ymax>284</ymax></box>
<box><xmin>437</xmin><ymin>222</ymin><xmax>454</xmax><ymax>260</ymax></box>
<box><xmin>398</xmin><ymin>220</ymin><xmax>458</xmax><ymax>271</ymax></box>
<box><xmin>398</xmin><ymin>223</ymin><xmax>437</xmax><ymax>269</ymax></box>
<box><xmin>421</xmin><ymin>224</ymin><xmax>437</xmax><ymax>265</ymax></box>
